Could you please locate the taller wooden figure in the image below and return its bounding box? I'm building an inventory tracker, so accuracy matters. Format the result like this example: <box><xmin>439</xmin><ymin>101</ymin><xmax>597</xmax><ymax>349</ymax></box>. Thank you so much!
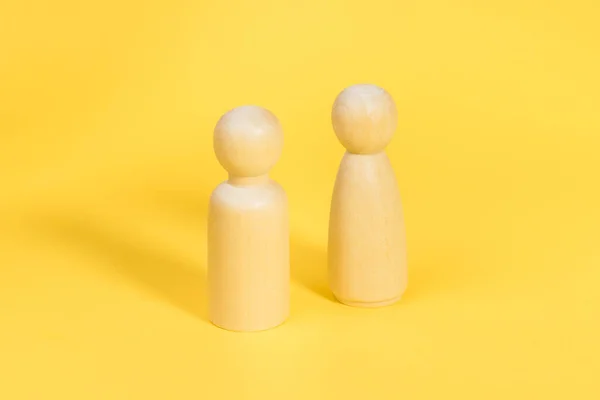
<box><xmin>208</xmin><ymin>105</ymin><xmax>289</xmax><ymax>332</ymax></box>
<box><xmin>328</xmin><ymin>84</ymin><xmax>408</xmax><ymax>307</ymax></box>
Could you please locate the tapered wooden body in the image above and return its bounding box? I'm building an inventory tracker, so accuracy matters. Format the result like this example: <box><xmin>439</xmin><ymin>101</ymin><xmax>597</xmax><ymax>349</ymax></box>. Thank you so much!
<box><xmin>208</xmin><ymin>179</ymin><xmax>289</xmax><ymax>331</ymax></box>
<box><xmin>328</xmin><ymin>151</ymin><xmax>407</xmax><ymax>307</ymax></box>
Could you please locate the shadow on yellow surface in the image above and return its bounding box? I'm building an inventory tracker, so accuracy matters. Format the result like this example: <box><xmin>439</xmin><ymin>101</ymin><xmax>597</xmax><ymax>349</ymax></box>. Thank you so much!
<box><xmin>136</xmin><ymin>179</ymin><xmax>336</xmax><ymax>303</ymax></box>
<box><xmin>32</xmin><ymin>212</ymin><xmax>209</xmax><ymax>322</ymax></box>
<box><xmin>290</xmin><ymin>239</ymin><xmax>333</xmax><ymax>301</ymax></box>
<box><xmin>27</xmin><ymin>206</ymin><xmax>335</xmax><ymax>325</ymax></box>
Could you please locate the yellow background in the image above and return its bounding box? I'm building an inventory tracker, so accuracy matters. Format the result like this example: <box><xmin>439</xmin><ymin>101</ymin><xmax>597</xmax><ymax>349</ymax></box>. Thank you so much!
<box><xmin>1</xmin><ymin>0</ymin><xmax>599</xmax><ymax>398</ymax></box>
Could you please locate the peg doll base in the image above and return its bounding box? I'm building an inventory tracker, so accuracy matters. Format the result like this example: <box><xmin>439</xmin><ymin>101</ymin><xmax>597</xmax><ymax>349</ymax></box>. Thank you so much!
<box><xmin>335</xmin><ymin>295</ymin><xmax>401</xmax><ymax>308</ymax></box>
<box><xmin>209</xmin><ymin>318</ymin><xmax>288</xmax><ymax>333</ymax></box>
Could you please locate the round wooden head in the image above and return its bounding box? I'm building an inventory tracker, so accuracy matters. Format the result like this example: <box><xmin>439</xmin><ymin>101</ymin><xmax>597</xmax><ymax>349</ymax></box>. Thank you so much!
<box><xmin>331</xmin><ymin>84</ymin><xmax>398</xmax><ymax>154</ymax></box>
<box><xmin>213</xmin><ymin>105</ymin><xmax>283</xmax><ymax>177</ymax></box>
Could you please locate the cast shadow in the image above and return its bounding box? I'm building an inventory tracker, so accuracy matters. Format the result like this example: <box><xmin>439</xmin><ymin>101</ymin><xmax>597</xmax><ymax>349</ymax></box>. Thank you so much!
<box><xmin>32</xmin><ymin>213</ymin><xmax>208</xmax><ymax>322</ymax></box>
<box><xmin>290</xmin><ymin>237</ymin><xmax>335</xmax><ymax>301</ymax></box>
<box><xmin>140</xmin><ymin>185</ymin><xmax>336</xmax><ymax>302</ymax></box>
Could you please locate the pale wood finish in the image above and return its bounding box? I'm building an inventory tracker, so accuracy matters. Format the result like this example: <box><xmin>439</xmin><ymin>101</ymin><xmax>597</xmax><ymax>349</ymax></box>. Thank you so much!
<box><xmin>208</xmin><ymin>106</ymin><xmax>289</xmax><ymax>332</ymax></box>
<box><xmin>328</xmin><ymin>84</ymin><xmax>407</xmax><ymax>307</ymax></box>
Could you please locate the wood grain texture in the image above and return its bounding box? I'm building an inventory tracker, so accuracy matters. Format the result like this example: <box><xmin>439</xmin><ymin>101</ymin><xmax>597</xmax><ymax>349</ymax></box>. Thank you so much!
<box><xmin>208</xmin><ymin>180</ymin><xmax>289</xmax><ymax>331</ymax></box>
<box><xmin>208</xmin><ymin>105</ymin><xmax>289</xmax><ymax>331</ymax></box>
<box><xmin>328</xmin><ymin>84</ymin><xmax>407</xmax><ymax>307</ymax></box>
<box><xmin>328</xmin><ymin>151</ymin><xmax>407</xmax><ymax>306</ymax></box>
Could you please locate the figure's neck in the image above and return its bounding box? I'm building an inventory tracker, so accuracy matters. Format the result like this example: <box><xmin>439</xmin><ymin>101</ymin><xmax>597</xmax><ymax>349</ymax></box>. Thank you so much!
<box><xmin>346</xmin><ymin>150</ymin><xmax>386</xmax><ymax>156</ymax></box>
<box><xmin>228</xmin><ymin>174</ymin><xmax>270</xmax><ymax>186</ymax></box>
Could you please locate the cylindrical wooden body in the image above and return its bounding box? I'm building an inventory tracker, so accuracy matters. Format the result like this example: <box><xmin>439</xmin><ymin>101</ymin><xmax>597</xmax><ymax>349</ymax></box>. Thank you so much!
<box><xmin>208</xmin><ymin>180</ymin><xmax>289</xmax><ymax>331</ymax></box>
<box><xmin>328</xmin><ymin>152</ymin><xmax>407</xmax><ymax>307</ymax></box>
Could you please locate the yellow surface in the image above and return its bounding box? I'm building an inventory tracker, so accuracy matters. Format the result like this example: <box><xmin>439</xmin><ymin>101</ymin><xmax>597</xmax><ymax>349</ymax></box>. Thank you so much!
<box><xmin>1</xmin><ymin>1</ymin><xmax>599</xmax><ymax>398</ymax></box>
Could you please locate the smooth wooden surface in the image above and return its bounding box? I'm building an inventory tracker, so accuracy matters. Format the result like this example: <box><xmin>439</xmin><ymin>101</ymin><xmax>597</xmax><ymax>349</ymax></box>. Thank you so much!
<box><xmin>329</xmin><ymin>152</ymin><xmax>407</xmax><ymax>306</ymax></box>
<box><xmin>208</xmin><ymin>106</ymin><xmax>289</xmax><ymax>331</ymax></box>
<box><xmin>208</xmin><ymin>180</ymin><xmax>289</xmax><ymax>331</ymax></box>
<box><xmin>328</xmin><ymin>84</ymin><xmax>407</xmax><ymax>306</ymax></box>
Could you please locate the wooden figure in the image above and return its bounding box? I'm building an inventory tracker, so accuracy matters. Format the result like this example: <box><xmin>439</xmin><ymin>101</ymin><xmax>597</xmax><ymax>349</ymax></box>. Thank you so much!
<box><xmin>208</xmin><ymin>105</ymin><xmax>289</xmax><ymax>331</ymax></box>
<box><xmin>328</xmin><ymin>84</ymin><xmax>408</xmax><ymax>307</ymax></box>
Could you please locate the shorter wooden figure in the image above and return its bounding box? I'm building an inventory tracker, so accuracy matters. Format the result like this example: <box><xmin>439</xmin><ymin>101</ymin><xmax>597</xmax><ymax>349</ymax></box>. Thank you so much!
<box><xmin>208</xmin><ymin>105</ymin><xmax>289</xmax><ymax>332</ymax></box>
